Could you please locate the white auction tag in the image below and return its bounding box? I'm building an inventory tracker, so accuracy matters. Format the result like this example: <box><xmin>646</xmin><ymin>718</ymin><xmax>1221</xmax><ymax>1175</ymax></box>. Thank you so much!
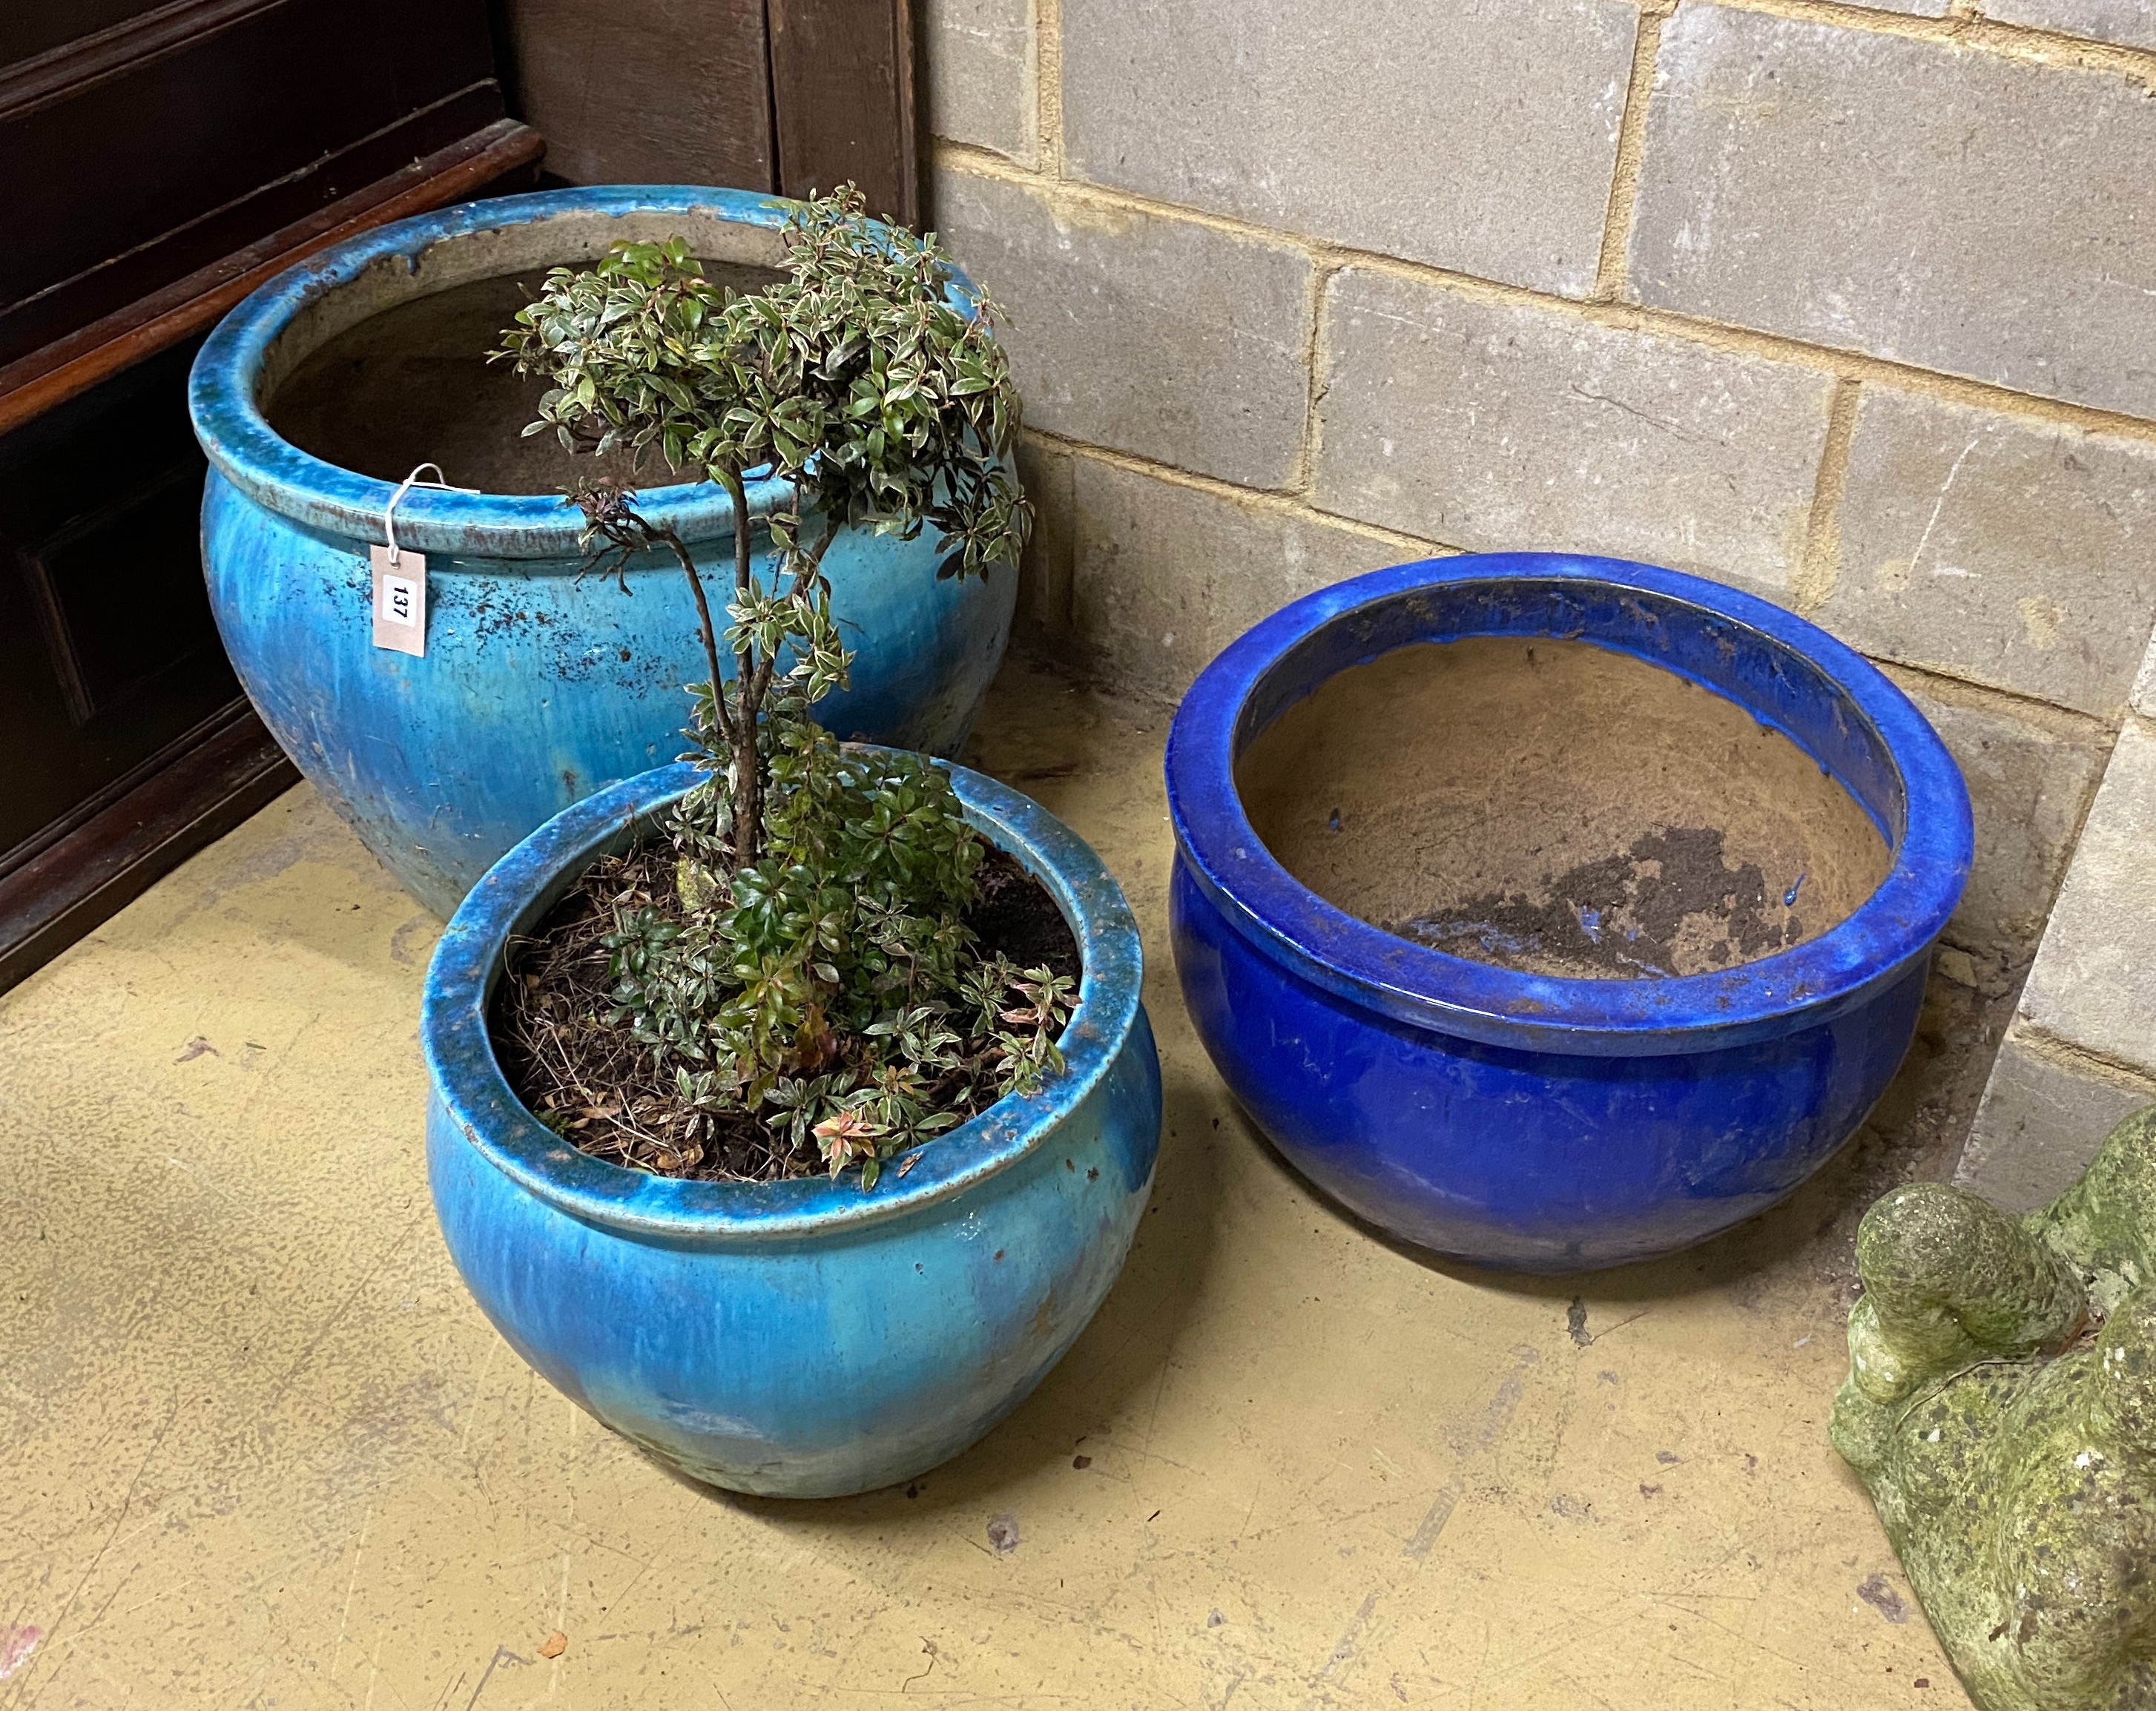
<box><xmin>371</xmin><ymin>544</ymin><xmax>426</xmax><ymax>656</ymax></box>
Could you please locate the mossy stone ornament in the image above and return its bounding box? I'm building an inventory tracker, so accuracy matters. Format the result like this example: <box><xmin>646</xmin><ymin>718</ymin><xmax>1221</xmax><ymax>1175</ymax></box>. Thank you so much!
<box><xmin>1832</xmin><ymin>1106</ymin><xmax>2156</xmax><ymax>1710</ymax></box>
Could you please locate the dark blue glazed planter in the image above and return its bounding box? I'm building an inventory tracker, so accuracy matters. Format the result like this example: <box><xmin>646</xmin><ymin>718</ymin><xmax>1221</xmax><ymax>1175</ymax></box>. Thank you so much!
<box><xmin>1167</xmin><ymin>554</ymin><xmax>1973</xmax><ymax>1272</ymax></box>
<box><xmin>421</xmin><ymin>759</ymin><xmax>1160</xmax><ymax>1497</ymax></box>
<box><xmin>192</xmin><ymin>186</ymin><xmax>1015</xmax><ymax>917</ymax></box>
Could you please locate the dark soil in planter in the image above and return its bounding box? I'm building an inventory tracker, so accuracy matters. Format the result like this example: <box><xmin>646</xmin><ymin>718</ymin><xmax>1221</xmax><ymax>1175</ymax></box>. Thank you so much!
<box><xmin>489</xmin><ymin>844</ymin><xmax>1081</xmax><ymax>1181</ymax></box>
<box><xmin>268</xmin><ymin>265</ymin><xmax>783</xmax><ymax>494</ymax></box>
<box><xmin>1237</xmin><ymin>637</ymin><xmax>1892</xmax><ymax>980</ymax></box>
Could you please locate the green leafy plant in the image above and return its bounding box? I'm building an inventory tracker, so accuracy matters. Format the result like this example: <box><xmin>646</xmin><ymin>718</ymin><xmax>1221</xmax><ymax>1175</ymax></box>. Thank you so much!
<box><xmin>494</xmin><ymin>188</ymin><xmax>1067</xmax><ymax>1187</ymax></box>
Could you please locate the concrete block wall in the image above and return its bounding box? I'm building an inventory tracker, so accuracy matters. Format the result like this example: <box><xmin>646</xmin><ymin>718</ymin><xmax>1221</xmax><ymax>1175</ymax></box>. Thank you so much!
<box><xmin>919</xmin><ymin>0</ymin><xmax>2156</xmax><ymax>1188</ymax></box>
<box><xmin>1957</xmin><ymin>653</ymin><xmax>2156</xmax><ymax>1207</ymax></box>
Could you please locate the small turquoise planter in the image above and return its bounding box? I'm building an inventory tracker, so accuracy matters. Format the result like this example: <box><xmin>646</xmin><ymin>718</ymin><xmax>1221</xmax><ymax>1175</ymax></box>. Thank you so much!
<box><xmin>421</xmin><ymin>759</ymin><xmax>1161</xmax><ymax>1498</ymax></box>
<box><xmin>1167</xmin><ymin>555</ymin><xmax>1973</xmax><ymax>1272</ymax></box>
<box><xmin>191</xmin><ymin>186</ymin><xmax>1015</xmax><ymax>917</ymax></box>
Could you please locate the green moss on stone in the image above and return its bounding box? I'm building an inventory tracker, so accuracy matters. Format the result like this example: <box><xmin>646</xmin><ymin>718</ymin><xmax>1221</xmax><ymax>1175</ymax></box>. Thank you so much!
<box><xmin>1832</xmin><ymin>1105</ymin><xmax>2156</xmax><ymax>1710</ymax></box>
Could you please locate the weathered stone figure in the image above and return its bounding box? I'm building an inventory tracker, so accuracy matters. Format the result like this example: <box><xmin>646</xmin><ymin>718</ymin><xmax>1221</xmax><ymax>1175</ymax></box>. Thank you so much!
<box><xmin>1833</xmin><ymin>1106</ymin><xmax>2156</xmax><ymax>1710</ymax></box>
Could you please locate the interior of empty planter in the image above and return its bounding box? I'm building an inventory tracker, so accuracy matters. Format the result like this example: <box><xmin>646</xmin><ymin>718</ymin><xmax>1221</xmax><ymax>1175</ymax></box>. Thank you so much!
<box><xmin>260</xmin><ymin>207</ymin><xmax>786</xmax><ymax>494</ymax></box>
<box><xmin>1238</xmin><ymin>626</ymin><xmax>1894</xmax><ymax>981</ymax></box>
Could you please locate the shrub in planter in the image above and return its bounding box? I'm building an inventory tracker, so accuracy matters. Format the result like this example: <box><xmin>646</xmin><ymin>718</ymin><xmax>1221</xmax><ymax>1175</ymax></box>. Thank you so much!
<box><xmin>421</xmin><ymin>192</ymin><xmax>1161</xmax><ymax>1496</ymax></box>
<box><xmin>484</xmin><ymin>189</ymin><xmax>1055</xmax><ymax>1175</ymax></box>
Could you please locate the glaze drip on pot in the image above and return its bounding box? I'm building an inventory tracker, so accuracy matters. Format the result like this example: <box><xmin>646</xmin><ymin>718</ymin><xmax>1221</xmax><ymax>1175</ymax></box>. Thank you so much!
<box><xmin>1236</xmin><ymin>637</ymin><xmax>1891</xmax><ymax>980</ymax></box>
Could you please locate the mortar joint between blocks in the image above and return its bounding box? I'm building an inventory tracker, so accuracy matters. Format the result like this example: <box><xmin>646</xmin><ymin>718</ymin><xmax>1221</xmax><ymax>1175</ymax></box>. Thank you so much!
<box><xmin>926</xmin><ymin>141</ymin><xmax>2156</xmax><ymax>453</ymax></box>
<box><xmin>1595</xmin><ymin>0</ymin><xmax>1675</xmax><ymax>305</ymax></box>
<box><xmin>1023</xmin><ymin>417</ymin><xmax>2137</xmax><ymax>738</ymax></box>
<box><xmin>1876</xmin><ymin>659</ymin><xmax>2118</xmax><ymax>745</ymax></box>
<box><xmin>1793</xmin><ymin>378</ymin><xmax>1861</xmax><ymax>617</ymax></box>
<box><xmin>1293</xmin><ymin>263</ymin><xmax>1341</xmax><ymax>498</ymax></box>
<box><xmin>1023</xmin><ymin>414</ymin><xmax>2129</xmax><ymax>738</ymax></box>
<box><xmin>1019</xmin><ymin>426</ymin><xmax>1463</xmax><ymax>558</ymax></box>
<box><xmin>2010</xmin><ymin>1023</ymin><xmax>2156</xmax><ymax>1095</ymax></box>
<box><xmin>1032</xmin><ymin>0</ymin><xmax>1064</xmax><ymax>179</ymax></box>
<box><xmin>1705</xmin><ymin>0</ymin><xmax>2156</xmax><ymax>83</ymax></box>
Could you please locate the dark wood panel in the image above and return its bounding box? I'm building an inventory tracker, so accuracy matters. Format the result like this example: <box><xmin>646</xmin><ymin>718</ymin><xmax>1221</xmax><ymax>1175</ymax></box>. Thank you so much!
<box><xmin>0</xmin><ymin>87</ymin><xmax>507</xmax><ymax>362</ymax></box>
<box><xmin>0</xmin><ymin>0</ymin><xmax>177</xmax><ymax>70</ymax></box>
<box><xmin>768</xmin><ymin>0</ymin><xmax>917</xmax><ymax>226</ymax></box>
<box><xmin>0</xmin><ymin>0</ymin><xmax>290</xmax><ymax>105</ymax></box>
<box><xmin>498</xmin><ymin>0</ymin><xmax>773</xmax><ymax>191</ymax></box>
<box><xmin>0</xmin><ymin>0</ymin><xmax>503</xmax><ymax>365</ymax></box>
<box><xmin>0</xmin><ymin>700</ymin><xmax>297</xmax><ymax>995</ymax></box>
<box><xmin>0</xmin><ymin>119</ymin><xmax>544</xmax><ymax>434</ymax></box>
<box><xmin>0</xmin><ymin>338</ymin><xmax>242</xmax><ymax>863</ymax></box>
<box><xmin>18</xmin><ymin>458</ymin><xmax>217</xmax><ymax>729</ymax></box>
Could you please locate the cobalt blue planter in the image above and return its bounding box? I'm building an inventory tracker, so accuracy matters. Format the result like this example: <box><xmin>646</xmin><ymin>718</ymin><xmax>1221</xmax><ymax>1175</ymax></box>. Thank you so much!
<box><xmin>421</xmin><ymin>759</ymin><xmax>1161</xmax><ymax>1497</ymax></box>
<box><xmin>191</xmin><ymin>186</ymin><xmax>1015</xmax><ymax>917</ymax></box>
<box><xmin>1166</xmin><ymin>554</ymin><xmax>1973</xmax><ymax>1273</ymax></box>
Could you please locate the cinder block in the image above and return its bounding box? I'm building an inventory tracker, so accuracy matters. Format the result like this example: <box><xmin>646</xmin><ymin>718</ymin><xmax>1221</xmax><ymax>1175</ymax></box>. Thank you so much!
<box><xmin>1013</xmin><ymin>437</ymin><xmax>1074</xmax><ymax>647</ymax></box>
<box><xmin>1956</xmin><ymin>1026</ymin><xmax>2154</xmax><ymax>1213</ymax></box>
<box><xmin>933</xmin><ymin>168</ymin><xmax>1313</xmax><ymax>490</ymax></box>
<box><xmin>1886</xmin><ymin>672</ymin><xmax>2109</xmax><ymax>961</ymax></box>
<box><xmin>1311</xmin><ymin>269</ymin><xmax>1834</xmax><ymax>599</ymax></box>
<box><xmin>1824</xmin><ymin>388</ymin><xmax>2156</xmax><ymax>719</ymax></box>
<box><xmin>2018</xmin><ymin>718</ymin><xmax>2156</xmax><ymax>1073</ymax></box>
<box><xmin>920</xmin><ymin>0</ymin><xmax>1035</xmax><ymax>160</ymax></box>
<box><xmin>1980</xmin><ymin>0</ymin><xmax>2156</xmax><ymax>49</ymax></box>
<box><xmin>1054</xmin><ymin>455</ymin><xmax>1414</xmax><ymax>702</ymax></box>
<box><xmin>1061</xmin><ymin>0</ymin><xmax>1636</xmax><ymax>296</ymax></box>
<box><xmin>1630</xmin><ymin>4</ymin><xmax>2156</xmax><ymax>420</ymax></box>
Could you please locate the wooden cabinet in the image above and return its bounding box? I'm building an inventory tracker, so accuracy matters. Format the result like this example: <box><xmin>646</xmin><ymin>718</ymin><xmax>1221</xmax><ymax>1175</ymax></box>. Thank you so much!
<box><xmin>0</xmin><ymin>0</ymin><xmax>543</xmax><ymax>990</ymax></box>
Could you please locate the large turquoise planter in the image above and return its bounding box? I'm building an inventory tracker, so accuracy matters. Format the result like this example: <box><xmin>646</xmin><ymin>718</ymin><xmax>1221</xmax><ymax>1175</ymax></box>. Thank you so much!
<box><xmin>421</xmin><ymin>759</ymin><xmax>1161</xmax><ymax>1498</ymax></box>
<box><xmin>191</xmin><ymin>187</ymin><xmax>1016</xmax><ymax>916</ymax></box>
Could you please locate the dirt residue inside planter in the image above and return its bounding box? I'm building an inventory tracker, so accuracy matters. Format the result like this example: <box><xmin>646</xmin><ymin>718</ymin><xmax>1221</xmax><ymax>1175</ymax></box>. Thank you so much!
<box><xmin>1237</xmin><ymin>638</ymin><xmax>1892</xmax><ymax>980</ymax></box>
<box><xmin>267</xmin><ymin>265</ymin><xmax>782</xmax><ymax>494</ymax></box>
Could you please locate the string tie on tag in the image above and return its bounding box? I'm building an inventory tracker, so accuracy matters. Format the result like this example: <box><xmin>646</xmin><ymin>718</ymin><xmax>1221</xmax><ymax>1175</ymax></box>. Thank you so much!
<box><xmin>383</xmin><ymin>463</ymin><xmax>479</xmax><ymax>565</ymax></box>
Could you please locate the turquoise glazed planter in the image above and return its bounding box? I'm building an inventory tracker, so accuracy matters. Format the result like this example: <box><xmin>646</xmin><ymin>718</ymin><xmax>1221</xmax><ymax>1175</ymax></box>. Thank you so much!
<box><xmin>421</xmin><ymin>759</ymin><xmax>1161</xmax><ymax>1498</ymax></box>
<box><xmin>191</xmin><ymin>186</ymin><xmax>1016</xmax><ymax>917</ymax></box>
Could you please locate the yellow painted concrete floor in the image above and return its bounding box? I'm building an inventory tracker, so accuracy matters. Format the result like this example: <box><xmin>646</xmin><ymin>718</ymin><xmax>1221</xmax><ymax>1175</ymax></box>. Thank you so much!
<box><xmin>0</xmin><ymin>656</ymin><xmax>2007</xmax><ymax>1709</ymax></box>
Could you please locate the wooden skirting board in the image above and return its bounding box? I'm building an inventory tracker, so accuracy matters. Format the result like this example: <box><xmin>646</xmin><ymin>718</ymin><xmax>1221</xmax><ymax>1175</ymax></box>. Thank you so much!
<box><xmin>0</xmin><ymin>699</ymin><xmax>297</xmax><ymax>996</ymax></box>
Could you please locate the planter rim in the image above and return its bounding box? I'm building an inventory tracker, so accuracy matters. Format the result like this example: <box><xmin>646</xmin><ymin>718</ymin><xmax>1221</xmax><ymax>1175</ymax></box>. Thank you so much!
<box><xmin>1164</xmin><ymin>552</ymin><xmax>1974</xmax><ymax>1058</ymax></box>
<box><xmin>187</xmin><ymin>185</ymin><xmax>980</xmax><ymax>561</ymax></box>
<box><xmin>421</xmin><ymin>756</ymin><xmax>1144</xmax><ymax>1242</ymax></box>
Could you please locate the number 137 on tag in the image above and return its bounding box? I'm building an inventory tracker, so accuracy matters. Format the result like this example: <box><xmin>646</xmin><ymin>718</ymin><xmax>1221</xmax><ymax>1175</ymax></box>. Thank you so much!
<box><xmin>370</xmin><ymin>545</ymin><xmax>426</xmax><ymax>657</ymax></box>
